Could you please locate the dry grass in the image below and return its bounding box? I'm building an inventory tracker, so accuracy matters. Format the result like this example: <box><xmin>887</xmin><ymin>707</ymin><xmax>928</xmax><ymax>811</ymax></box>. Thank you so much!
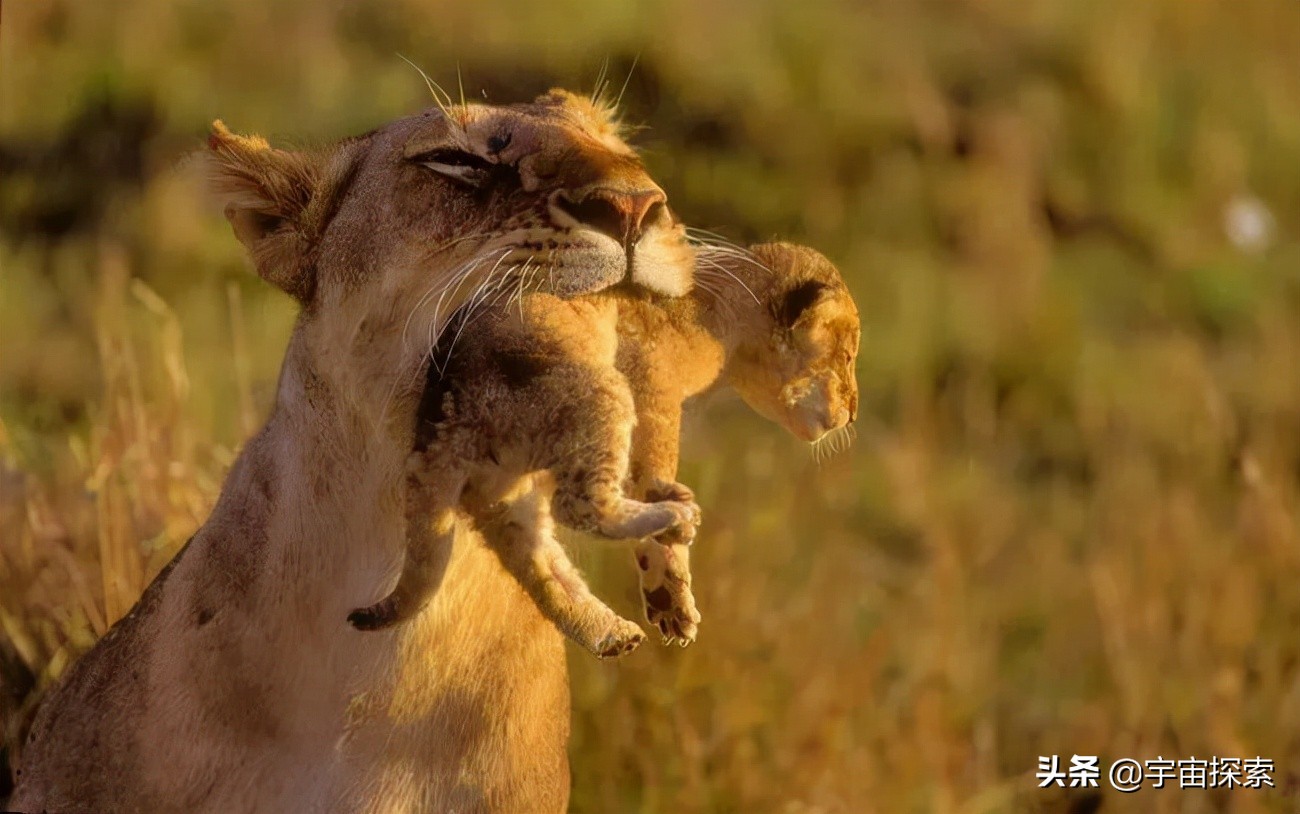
<box><xmin>4</xmin><ymin>0</ymin><xmax>1300</xmax><ymax>811</ymax></box>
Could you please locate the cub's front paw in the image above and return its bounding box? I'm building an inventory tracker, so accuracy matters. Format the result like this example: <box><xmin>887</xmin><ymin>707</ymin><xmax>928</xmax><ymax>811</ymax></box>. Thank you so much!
<box><xmin>591</xmin><ymin>617</ymin><xmax>646</xmax><ymax>659</ymax></box>
<box><xmin>606</xmin><ymin>500</ymin><xmax>697</xmax><ymax>543</ymax></box>
<box><xmin>645</xmin><ymin>481</ymin><xmax>702</xmax><ymax>527</ymax></box>
<box><xmin>651</xmin><ymin>500</ymin><xmax>699</xmax><ymax>546</ymax></box>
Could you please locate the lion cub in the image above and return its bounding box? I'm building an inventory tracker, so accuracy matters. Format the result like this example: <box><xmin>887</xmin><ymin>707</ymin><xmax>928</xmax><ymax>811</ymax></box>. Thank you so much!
<box><xmin>348</xmin><ymin>291</ymin><xmax>699</xmax><ymax>658</ymax></box>
<box><xmin>349</xmin><ymin>242</ymin><xmax>858</xmax><ymax>659</ymax></box>
<box><xmin>617</xmin><ymin>241</ymin><xmax>860</xmax><ymax>643</ymax></box>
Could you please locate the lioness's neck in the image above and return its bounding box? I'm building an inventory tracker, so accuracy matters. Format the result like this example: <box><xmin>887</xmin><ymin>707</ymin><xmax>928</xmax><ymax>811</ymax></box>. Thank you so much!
<box><xmin>188</xmin><ymin>322</ymin><xmax>571</xmax><ymax>810</ymax></box>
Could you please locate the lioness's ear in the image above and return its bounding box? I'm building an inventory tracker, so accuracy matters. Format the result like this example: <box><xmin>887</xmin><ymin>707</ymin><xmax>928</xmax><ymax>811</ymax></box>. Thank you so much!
<box><xmin>208</xmin><ymin>120</ymin><xmax>323</xmax><ymax>301</ymax></box>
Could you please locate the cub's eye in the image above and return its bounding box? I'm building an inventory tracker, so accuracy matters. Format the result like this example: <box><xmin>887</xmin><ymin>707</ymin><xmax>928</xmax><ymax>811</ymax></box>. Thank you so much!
<box><xmin>413</xmin><ymin>149</ymin><xmax>494</xmax><ymax>186</ymax></box>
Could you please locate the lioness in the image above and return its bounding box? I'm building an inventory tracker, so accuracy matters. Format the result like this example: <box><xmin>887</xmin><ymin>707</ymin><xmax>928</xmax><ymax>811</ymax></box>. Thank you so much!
<box><xmin>12</xmin><ymin>90</ymin><xmax>693</xmax><ymax>814</ymax></box>
<box><xmin>349</xmin><ymin>242</ymin><xmax>858</xmax><ymax>660</ymax></box>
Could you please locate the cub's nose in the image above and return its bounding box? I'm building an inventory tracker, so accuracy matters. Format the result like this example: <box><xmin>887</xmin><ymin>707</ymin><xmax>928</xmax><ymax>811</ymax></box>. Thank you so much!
<box><xmin>555</xmin><ymin>187</ymin><xmax>667</xmax><ymax>247</ymax></box>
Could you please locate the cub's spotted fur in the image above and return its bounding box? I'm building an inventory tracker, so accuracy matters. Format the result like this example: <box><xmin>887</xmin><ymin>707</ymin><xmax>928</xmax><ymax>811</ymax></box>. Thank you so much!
<box><xmin>348</xmin><ymin>291</ymin><xmax>698</xmax><ymax>659</ymax></box>
<box><xmin>11</xmin><ymin>90</ymin><xmax>694</xmax><ymax>814</ymax></box>
<box><xmin>350</xmin><ymin>242</ymin><xmax>858</xmax><ymax>657</ymax></box>
<box><xmin>619</xmin><ymin>242</ymin><xmax>860</xmax><ymax>643</ymax></box>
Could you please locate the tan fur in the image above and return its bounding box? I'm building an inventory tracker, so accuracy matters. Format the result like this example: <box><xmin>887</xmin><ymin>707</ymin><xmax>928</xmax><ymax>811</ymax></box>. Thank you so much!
<box><xmin>347</xmin><ymin>242</ymin><xmax>858</xmax><ymax>662</ymax></box>
<box><xmin>348</xmin><ymin>292</ymin><xmax>698</xmax><ymax>659</ymax></box>
<box><xmin>620</xmin><ymin>242</ymin><xmax>861</xmax><ymax>641</ymax></box>
<box><xmin>11</xmin><ymin>90</ymin><xmax>693</xmax><ymax>814</ymax></box>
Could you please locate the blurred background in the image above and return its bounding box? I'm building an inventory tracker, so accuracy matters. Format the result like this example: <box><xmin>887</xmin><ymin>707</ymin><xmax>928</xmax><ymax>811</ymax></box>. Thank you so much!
<box><xmin>3</xmin><ymin>0</ymin><xmax>1300</xmax><ymax>811</ymax></box>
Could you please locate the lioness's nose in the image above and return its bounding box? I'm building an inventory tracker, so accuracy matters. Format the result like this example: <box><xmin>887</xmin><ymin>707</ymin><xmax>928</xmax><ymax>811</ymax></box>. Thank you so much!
<box><xmin>558</xmin><ymin>187</ymin><xmax>667</xmax><ymax>246</ymax></box>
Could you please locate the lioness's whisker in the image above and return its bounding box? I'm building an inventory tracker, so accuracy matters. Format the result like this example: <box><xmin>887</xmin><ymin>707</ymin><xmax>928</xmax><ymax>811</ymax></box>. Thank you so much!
<box><xmin>382</xmin><ymin>249</ymin><xmax>507</xmax><ymax>438</ymax></box>
<box><xmin>695</xmin><ymin>243</ymin><xmax>774</xmax><ymax>276</ymax></box>
<box><xmin>511</xmin><ymin>261</ymin><xmax>537</xmax><ymax>317</ymax></box>
<box><xmin>419</xmin><ymin>252</ymin><xmax>503</xmax><ymax>381</ymax></box>
<box><xmin>696</xmin><ymin>256</ymin><xmax>761</xmax><ymax>305</ymax></box>
<box><xmin>590</xmin><ymin>55</ymin><xmax>611</xmax><ymax>107</ymax></box>
<box><xmin>685</xmin><ymin>228</ymin><xmax>772</xmax><ymax>263</ymax></box>
<box><xmin>422</xmin><ymin>260</ymin><xmax>494</xmax><ymax>358</ymax></box>
<box><xmin>436</xmin><ymin>259</ymin><xmax>521</xmax><ymax>373</ymax></box>
<box><xmin>403</xmin><ymin>253</ymin><xmax>485</xmax><ymax>353</ymax></box>
<box><xmin>401</xmin><ymin>250</ymin><xmax>492</xmax><ymax>367</ymax></box>
<box><xmin>683</xmin><ymin>229</ymin><xmax>747</xmax><ymax>252</ymax></box>
<box><xmin>397</xmin><ymin>54</ymin><xmax>456</xmax><ymax>123</ymax></box>
<box><xmin>613</xmin><ymin>53</ymin><xmax>640</xmax><ymax>111</ymax></box>
<box><xmin>684</xmin><ymin>226</ymin><xmax>734</xmax><ymax>242</ymax></box>
<box><xmin>447</xmin><ymin>262</ymin><xmax>531</xmax><ymax>367</ymax></box>
<box><xmin>690</xmin><ymin>278</ymin><xmax>727</xmax><ymax>304</ymax></box>
<box><xmin>427</xmin><ymin>248</ymin><xmax>512</xmax><ymax>348</ymax></box>
<box><xmin>425</xmin><ymin>231</ymin><xmax>494</xmax><ymax>258</ymax></box>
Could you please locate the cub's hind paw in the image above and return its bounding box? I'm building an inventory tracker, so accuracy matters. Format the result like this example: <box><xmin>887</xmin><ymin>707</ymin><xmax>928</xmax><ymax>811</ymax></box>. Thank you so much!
<box><xmin>641</xmin><ymin>580</ymin><xmax>701</xmax><ymax>646</ymax></box>
<box><xmin>591</xmin><ymin>617</ymin><xmax>646</xmax><ymax>659</ymax></box>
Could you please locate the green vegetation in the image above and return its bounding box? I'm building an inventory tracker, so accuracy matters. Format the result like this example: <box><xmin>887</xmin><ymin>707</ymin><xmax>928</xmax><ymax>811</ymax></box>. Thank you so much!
<box><xmin>3</xmin><ymin>0</ymin><xmax>1299</xmax><ymax>810</ymax></box>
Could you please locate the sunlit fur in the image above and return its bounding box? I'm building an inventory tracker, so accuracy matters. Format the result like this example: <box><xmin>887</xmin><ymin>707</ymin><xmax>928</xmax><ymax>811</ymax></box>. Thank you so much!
<box><xmin>11</xmin><ymin>91</ymin><xmax>694</xmax><ymax>814</ymax></box>
<box><xmin>343</xmin><ymin>241</ymin><xmax>858</xmax><ymax>666</ymax></box>
<box><xmin>347</xmin><ymin>292</ymin><xmax>701</xmax><ymax>660</ymax></box>
<box><xmin>616</xmin><ymin>240</ymin><xmax>861</xmax><ymax>643</ymax></box>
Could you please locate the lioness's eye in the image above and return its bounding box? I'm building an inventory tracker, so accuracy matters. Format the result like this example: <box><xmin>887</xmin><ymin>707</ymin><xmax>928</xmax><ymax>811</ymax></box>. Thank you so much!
<box><xmin>413</xmin><ymin>149</ymin><xmax>494</xmax><ymax>185</ymax></box>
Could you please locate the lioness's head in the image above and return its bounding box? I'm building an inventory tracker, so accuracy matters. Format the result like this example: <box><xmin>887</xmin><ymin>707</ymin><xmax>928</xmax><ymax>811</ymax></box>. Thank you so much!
<box><xmin>724</xmin><ymin>242</ymin><xmax>860</xmax><ymax>443</ymax></box>
<box><xmin>207</xmin><ymin>89</ymin><xmax>694</xmax><ymax>420</ymax></box>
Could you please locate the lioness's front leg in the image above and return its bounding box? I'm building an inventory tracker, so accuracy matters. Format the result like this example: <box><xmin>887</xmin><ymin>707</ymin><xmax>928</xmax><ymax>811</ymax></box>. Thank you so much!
<box><xmin>474</xmin><ymin>482</ymin><xmax>644</xmax><ymax>659</ymax></box>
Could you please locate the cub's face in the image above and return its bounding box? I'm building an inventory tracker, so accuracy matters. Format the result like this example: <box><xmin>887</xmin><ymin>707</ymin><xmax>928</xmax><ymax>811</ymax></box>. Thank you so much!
<box><xmin>729</xmin><ymin>244</ymin><xmax>860</xmax><ymax>443</ymax></box>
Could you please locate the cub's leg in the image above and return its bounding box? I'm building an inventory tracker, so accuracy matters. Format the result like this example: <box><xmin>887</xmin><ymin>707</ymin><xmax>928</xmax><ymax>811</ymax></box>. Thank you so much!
<box><xmin>546</xmin><ymin>370</ymin><xmax>699</xmax><ymax>546</ymax></box>
<box><xmin>633</xmin><ymin>480</ymin><xmax>702</xmax><ymax>645</ymax></box>
<box><xmin>624</xmin><ymin>377</ymin><xmax>702</xmax><ymax>645</ymax></box>
<box><xmin>348</xmin><ymin>455</ymin><xmax>463</xmax><ymax>631</ymax></box>
<box><xmin>475</xmin><ymin>481</ymin><xmax>644</xmax><ymax>659</ymax></box>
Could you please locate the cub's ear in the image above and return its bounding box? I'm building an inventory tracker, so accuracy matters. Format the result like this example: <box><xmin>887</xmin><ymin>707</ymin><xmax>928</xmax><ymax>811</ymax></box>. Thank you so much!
<box><xmin>777</xmin><ymin>279</ymin><xmax>830</xmax><ymax>329</ymax></box>
<box><xmin>207</xmin><ymin>120</ymin><xmax>325</xmax><ymax>301</ymax></box>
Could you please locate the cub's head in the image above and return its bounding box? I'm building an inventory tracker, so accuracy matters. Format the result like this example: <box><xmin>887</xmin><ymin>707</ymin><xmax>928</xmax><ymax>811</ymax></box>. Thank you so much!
<box><xmin>207</xmin><ymin>89</ymin><xmax>694</xmax><ymax>406</ymax></box>
<box><xmin>724</xmin><ymin>242</ymin><xmax>860</xmax><ymax>443</ymax></box>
